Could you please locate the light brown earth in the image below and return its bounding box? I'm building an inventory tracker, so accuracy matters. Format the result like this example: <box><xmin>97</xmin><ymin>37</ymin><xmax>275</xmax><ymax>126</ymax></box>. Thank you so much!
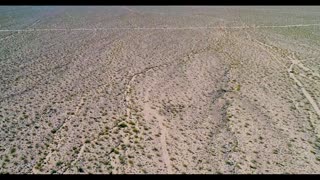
<box><xmin>1</xmin><ymin>6</ymin><xmax>320</xmax><ymax>174</ymax></box>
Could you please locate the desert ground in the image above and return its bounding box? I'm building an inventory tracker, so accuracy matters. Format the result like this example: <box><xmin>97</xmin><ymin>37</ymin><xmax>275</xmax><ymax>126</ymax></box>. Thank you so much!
<box><xmin>1</xmin><ymin>6</ymin><xmax>320</xmax><ymax>174</ymax></box>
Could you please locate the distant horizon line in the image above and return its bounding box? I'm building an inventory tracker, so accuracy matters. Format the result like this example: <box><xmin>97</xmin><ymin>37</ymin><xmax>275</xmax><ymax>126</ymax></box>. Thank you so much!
<box><xmin>1</xmin><ymin>23</ymin><xmax>320</xmax><ymax>32</ymax></box>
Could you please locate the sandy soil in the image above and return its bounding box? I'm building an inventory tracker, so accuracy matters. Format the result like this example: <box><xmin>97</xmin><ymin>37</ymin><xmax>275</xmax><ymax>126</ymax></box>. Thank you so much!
<box><xmin>0</xmin><ymin>6</ymin><xmax>320</xmax><ymax>174</ymax></box>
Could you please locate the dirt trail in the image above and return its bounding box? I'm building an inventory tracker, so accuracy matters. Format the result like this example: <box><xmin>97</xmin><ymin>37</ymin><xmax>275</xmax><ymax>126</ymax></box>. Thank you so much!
<box><xmin>242</xmin><ymin>29</ymin><xmax>320</xmax><ymax>142</ymax></box>
<box><xmin>122</xmin><ymin>64</ymin><xmax>173</xmax><ymax>173</ymax></box>
<box><xmin>68</xmin><ymin>143</ymin><xmax>86</xmax><ymax>170</ymax></box>
<box><xmin>252</xmin><ymin>39</ymin><xmax>287</xmax><ymax>69</ymax></box>
<box><xmin>255</xmin><ymin>38</ymin><xmax>320</xmax><ymax>119</ymax></box>
<box><xmin>143</xmin><ymin>85</ymin><xmax>173</xmax><ymax>174</ymax></box>
<box><xmin>290</xmin><ymin>56</ymin><xmax>320</xmax><ymax>78</ymax></box>
<box><xmin>256</xmin><ymin>39</ymin><xmax>320</xmax><ymax>119</ymax></box>
<box><xmin>288</xmin><ymin>58</ymin><xmax>320</xmax><ymax>119</ymax></box>
<box><xmin>32</xmin><ymin>94</ymin><xmax>87</xmax><ymax>174</ymax></box>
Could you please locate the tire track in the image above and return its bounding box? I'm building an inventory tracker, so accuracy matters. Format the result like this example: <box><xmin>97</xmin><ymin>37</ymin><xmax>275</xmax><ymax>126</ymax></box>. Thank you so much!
<box><xmin>288</xmin><ymin>58</ymin><xmax>320</xmax><ymax>119</ymax></box>
<box><xmin>143</xmin><ymin>85</ymin><xmax>173</xmax><ymax>174</ymax></box>
<box><xmin>290</xmin><ymin>55</ymin><xmax>320</xmax><ymax>79</ymax></box>
<box><xmin>253</xmin><ymin>37</ymin><xmax>320</xmax><ymax>139</ymax></box>
<box><xmin>254</xmin><ymin>38</ymin><xmax>320</xmax><ymax>119</ymax></box>
<box><xmin>32</xmin><ymin>94</ymin><xmax>87</xmax><ymax>174</ymax></box>
<box><xmin>122</xmin><ymin>62</ymin><xmax>175</xmax><ymax>173</ymax></box>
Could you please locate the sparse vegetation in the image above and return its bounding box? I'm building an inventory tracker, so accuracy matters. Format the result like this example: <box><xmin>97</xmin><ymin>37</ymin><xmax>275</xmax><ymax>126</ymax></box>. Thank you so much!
<box><xmin>118</xmin><ymin>122</ymin><xmax>128</xmax><ymax>128</ymax></box>
<box><xmin>1</xmin><ymin>6</ymin><xmax>319</xmax><ymax>174</ymax></box>
<box><xmin>235</xmin><ymin>84</ymin><xmax>241</xmax><ymax>91</ymax></box>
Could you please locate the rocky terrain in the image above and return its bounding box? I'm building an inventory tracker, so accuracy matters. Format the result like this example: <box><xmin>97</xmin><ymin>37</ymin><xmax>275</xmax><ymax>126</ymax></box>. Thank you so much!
<box><xmin>0</xmin><ymin>6</ymin><xmax>320</xmax><ymax>174</ymax></box>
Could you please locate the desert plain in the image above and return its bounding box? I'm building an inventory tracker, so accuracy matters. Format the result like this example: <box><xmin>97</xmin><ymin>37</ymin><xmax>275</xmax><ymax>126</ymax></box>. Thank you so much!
<box><xmin>1</xmin><ymin>6</ymin><xmax>320</xmax><ymax>174</ymax></box>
